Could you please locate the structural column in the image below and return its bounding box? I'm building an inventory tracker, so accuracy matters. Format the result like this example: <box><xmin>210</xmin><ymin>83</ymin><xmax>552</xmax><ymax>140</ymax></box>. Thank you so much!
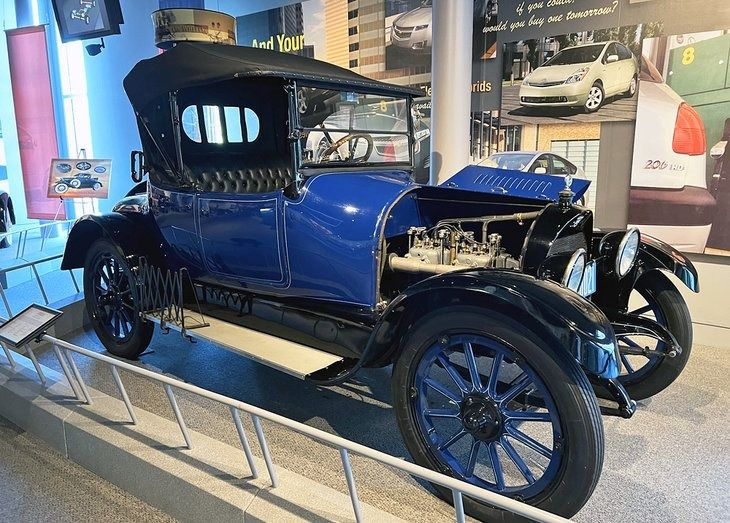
<box><xmin>429</xmin><ymin>0</ymin><xmax>474</xmax><ymax>185</ymax></box>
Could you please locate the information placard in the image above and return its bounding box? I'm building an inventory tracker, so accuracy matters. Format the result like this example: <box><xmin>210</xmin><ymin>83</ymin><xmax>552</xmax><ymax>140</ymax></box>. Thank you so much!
<box><xmin>0</xmin><ymin>304</ymin><xmax>63</xmax><ymax>348</ymax></box>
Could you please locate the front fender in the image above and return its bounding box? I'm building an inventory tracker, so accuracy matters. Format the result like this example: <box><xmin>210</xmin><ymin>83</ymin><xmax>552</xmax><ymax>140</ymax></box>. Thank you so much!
<box><xmin>60</xmin><ymin>212</ymin><xmax>164</xmax><ymax>270</ymax></box>
<box><xmin>368</xmin><ymin>269</ymin><xmax>620</xmax><ymax>379</ymax></box>
<box><xmin>592</xmin><ymin>231</ymin><xmax>699</xmax><ymax>312</ymax></box>
<box><xmin>637</xmin><ymin>234</ymin><xmax>699</xmax><ymax>292</ymax></box>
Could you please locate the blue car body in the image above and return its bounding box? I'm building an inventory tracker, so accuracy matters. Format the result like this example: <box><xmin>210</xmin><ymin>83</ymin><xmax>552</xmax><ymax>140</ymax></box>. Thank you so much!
<box><xmin>148</xmin><ymin>167</ymin><xmax>588</xmax><ymax>309</ymax></box>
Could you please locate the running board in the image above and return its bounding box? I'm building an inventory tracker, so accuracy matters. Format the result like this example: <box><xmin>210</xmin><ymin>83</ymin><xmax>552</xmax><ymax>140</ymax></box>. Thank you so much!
<box><xmin>144</xmin><ymin>309</ymin><xmax>344</xmax><ymax>379</ymax></box>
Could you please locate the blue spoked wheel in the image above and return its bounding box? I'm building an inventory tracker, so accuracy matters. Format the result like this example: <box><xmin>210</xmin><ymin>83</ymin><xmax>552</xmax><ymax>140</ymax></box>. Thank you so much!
<box><xmin>393</xmin><ymin>308</ymin><xmax>604</xmax><ymax>520</ymax></box>
<box><xmin>611</xmin><ymin>273</ymin><xmax>692</xmax><ymax>400</ymax></box>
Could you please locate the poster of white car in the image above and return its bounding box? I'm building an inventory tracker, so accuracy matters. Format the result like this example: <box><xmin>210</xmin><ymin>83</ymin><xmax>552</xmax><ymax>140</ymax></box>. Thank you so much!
<box><xmin>519</xmin><ymin>41</ymin><xmax>639</xmax><ymax>113</ymax></box>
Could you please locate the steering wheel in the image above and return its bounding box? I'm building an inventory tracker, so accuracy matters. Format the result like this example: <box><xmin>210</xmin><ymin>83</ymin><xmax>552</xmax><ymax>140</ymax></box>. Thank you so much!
<box><xmin>319</xmin><ymin>133</ymin><xmax>374</xmax><ymax>163</ymax></box>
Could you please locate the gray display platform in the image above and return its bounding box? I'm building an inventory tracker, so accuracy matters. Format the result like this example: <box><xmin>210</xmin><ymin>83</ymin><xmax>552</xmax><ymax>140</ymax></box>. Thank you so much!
<box><xmin>0</xmin><ymin>352</ymin><xmax>401</xmax><ymax>523</ymax></box>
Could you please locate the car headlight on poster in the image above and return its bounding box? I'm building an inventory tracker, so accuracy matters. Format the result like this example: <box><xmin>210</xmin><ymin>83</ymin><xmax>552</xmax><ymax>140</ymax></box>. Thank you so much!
<box><xmin>565</xmin><ymin>67</ymin><xmax>591</xmax><ymax>84</ymax></box>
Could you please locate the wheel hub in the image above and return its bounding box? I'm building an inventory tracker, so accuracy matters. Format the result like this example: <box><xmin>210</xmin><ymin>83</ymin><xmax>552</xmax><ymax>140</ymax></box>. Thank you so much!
<box><xmin>460</xmin><ymin>395</ymin><xmax>502</xmax><ymax>441</ymax></box>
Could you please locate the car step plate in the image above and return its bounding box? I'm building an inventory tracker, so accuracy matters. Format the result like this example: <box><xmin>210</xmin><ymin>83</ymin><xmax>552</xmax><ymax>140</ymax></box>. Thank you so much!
<box><xmin>145</xmin><ymin>309</ymin><xmax>344</xmax><ymax>379</ymax></box>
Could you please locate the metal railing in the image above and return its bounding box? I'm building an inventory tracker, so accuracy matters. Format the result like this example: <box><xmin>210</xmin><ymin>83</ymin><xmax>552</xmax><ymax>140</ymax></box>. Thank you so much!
<box><xmin>0</xmin><ymin>253</ymin><xmax>80</xmax><ymax>317</ymax></box>
<box><xmin>0</xmin><ymin>329</ymin><xmax>570</xmax><ymax>523</ymax></box>
<box><xmin>0</xmin><ymin>219</ymin><xmax>75</xmax><ymax>261</ymax></box>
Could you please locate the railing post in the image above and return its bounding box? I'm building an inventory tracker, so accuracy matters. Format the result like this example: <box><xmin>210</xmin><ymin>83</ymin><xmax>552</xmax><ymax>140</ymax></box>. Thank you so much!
<box><xmin>69</xmin><ymin>269</ymin><xmax>80</xmax><ymax>293</ymax></box>
<box><xmin>15</xmin><ymin>230</ymin><xmax>23</xmax><ymax>259</ymax></box>
<box><xmin>0</xmin><ymin>341</ymin><xmax>16</xmax><ymax>369</ymax></box>
<box><xmin>110</xmin><ymin>365</ymin><xmax>138</xmax><ymax>425</ymax></box>
<box><xmin>52</xmin><ymin>344</ymin><xmax>82</xmax><ymax>401</ymax></box>
<box><xmin>251</xmin><ymin>414</ymin><xmax>278</xmax><ymax>487</ymax></box>
<box><xmin>30</xmin><ymin>264</ymin><xmax>49</xmax><ymax>305</ymax></box>
<box><xmin>0</xmin><ymin>285</ymin><xmax>13</xmax><ymax>318</ymax></box>
<box><xmin>452</xmin><ymin>489</ymin><xmax>466</xmax><ymax>523</ymax></box>
<box><xmin>164</xmin><ymin>384</ymin><xmax>192</xmax><ymax>449</ymax></box>
<box><xmin>63</xmin><ymin>348</ymin><xmax>93</xmax><ymax>405</ymax></box>
<box><xmin>339</xmin><ymin>448</ymin><xmax>363</xmax><ymax>523</ymax></box>
<box><xmin>230</xmin><ymin>406</ymin><xmax>258</xmax><ymax>479</ymax></box>
<box><xmin>24</xmin><ymin>345</ymin><xmax>47</xmax><ymax>387</ymax></box>
<box><xmin>20</xmin><ymin>230</ymin><xmax>28</xmax><ymax>258</ymax></box>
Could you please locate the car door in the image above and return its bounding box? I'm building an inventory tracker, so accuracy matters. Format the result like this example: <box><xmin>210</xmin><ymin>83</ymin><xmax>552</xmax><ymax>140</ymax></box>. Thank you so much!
<box><xmin>602</xmin><ymin>43</ymin><xmax>621</xmax><ymax>94</ymax></box>
<box><xmin>198</xmin><ymin>190</ymin><xmax>287</xmax><ymax>285</ymax></box>
<box><xmin>616</xmin><ymin>43</ymin><xmax>635</xmax><ymax>90</ymax></box>
<box><xmin>183</xmin><ymin>102</ymin><xmax>291</xmax><ymax>287</ymax></box>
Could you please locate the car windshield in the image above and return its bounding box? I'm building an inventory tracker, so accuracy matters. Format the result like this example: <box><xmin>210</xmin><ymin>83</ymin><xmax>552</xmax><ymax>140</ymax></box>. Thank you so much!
<box><xmin>488</xmin><ymin>153</ymin><xmax>535</xmax><ymax>171</ymax></box>
<box><xmin>544</xmin><ymin>44</ymin><xmax>604</xmax><ymax>66</ymax></box>
<box><xmin>296</xmin><ymin>86</ymin><xmax>412</xmax><ymax>167</ymax></box>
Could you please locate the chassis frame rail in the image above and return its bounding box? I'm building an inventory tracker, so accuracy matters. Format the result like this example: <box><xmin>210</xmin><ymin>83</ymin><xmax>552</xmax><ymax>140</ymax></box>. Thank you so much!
<box><xmin>0</xmin><ymin>327</ymin><xmax>571</xmax><ymax>523</ymax></box>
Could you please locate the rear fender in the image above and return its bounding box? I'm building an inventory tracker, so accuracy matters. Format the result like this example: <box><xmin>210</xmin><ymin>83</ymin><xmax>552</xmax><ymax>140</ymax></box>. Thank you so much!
<box><xmin>367</xmin><ymin>269</ymin><xmax>620</xmax><ymax>379</ymax></box>
<box><xmin>60</xmin><ymin>212</ymin><xmax>164</xmax><ymax>270</ymax></box>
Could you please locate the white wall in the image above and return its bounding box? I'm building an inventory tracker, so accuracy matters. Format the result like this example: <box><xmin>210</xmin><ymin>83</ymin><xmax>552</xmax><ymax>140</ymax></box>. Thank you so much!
<box><xmin>680</xmin><ymin>258</ymin><xmax>730</xmax><ymax>348</ymax></box>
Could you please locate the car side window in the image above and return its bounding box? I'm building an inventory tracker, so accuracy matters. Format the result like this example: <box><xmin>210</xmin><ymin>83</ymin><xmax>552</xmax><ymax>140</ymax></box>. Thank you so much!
<box><xmin>550</xmin><ymin>156</ymin><xmax>575</xmax><ymax>176</ymax></box>
<box><xmin>182</xmin><ymin>105</ymin><xmax>260</xmax><ymax>145</ymax></box>
<box><xmin>603</xmin><ymin>43</ymin><xmax>617</xmax><ymax>63</ymax></box>
<box><xmin>529</xmin><ymin>155</ymin><xmax>550</xmax><ymax>173</ymax></box>
<box><xmin>617</xmin><ymin>43</ymin><xmax>633</xmax><ymax>61</ymax></box>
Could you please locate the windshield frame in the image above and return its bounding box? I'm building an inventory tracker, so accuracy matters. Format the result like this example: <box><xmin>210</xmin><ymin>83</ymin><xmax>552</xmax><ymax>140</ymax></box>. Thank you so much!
<box><xmin>291</xmin><ymin>81</ymin><xmax>415</xmax><ymax>171</ymax></box>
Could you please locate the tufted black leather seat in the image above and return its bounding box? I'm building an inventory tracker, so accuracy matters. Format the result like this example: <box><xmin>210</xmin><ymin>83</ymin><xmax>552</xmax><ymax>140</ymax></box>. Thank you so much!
<box><xmin>189</xmin><ymin>160</ymin><xmax>294</xmax><ymax>194</ymax></box>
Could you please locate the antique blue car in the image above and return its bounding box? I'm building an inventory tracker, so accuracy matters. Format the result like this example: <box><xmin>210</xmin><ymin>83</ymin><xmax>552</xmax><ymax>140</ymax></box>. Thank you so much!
<box><xmin>61</xmin><ymin>43</ymin><xmax>698</xmax><ymax>520</ymax></box>
<box><xmin>53</xmin><ymin>172</ymin><xmax>103</xmax><ymax>194</ymax></box>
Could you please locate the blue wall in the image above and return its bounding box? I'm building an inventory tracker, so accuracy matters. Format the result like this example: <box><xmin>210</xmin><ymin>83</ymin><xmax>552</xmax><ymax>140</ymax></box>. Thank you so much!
<box><xmin>81</xmin><ymin>0</ymin><xmax>160</xmax><ymax>212</ymax></box>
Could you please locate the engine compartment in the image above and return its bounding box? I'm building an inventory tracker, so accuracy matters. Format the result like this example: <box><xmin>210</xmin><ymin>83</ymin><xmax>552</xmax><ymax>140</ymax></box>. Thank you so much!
<box><xmin>381</xmin><ymin>208</ymin><xmax>544</xmax><ymax>299</ymax></box>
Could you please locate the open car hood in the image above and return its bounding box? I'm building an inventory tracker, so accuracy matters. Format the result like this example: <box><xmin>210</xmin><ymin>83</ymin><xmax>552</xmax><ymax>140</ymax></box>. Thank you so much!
<box><xmin>441</xmin><ymin>165</ymin><xmax>590</xmax><ymax>203</ymax></box>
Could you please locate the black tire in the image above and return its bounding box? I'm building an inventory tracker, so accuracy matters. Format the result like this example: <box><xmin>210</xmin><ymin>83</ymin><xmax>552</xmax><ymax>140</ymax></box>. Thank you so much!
<box><xmin>612</xmin><ymin>272</ymin><xmax>692</xmax><ymax>401</ymax></box>
<box><xmin>83</xmin><ymin>239</ymin><xmax>153</xmax><ymax>359</ymax></box>
<box><xmin>584</xmin><ymin>82</ymin><xmax>604</xmax><ymax>113</ymax></box>
<box><xmin>392</xmin><ymin>307</ymin><xmax>604</xmax><ymax>520</ymax></box>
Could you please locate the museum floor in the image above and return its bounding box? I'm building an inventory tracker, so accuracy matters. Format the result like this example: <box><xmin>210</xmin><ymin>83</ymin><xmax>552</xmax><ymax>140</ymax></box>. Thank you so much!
<box><xmin>27</xmin><ymin>329</ymin><xmax>729</xmax><ymax>523</ymax></box>
<box><xmin>0</xmin><ymin>415</ymin><xmax>172</xmax><ymax>522</ymax></box>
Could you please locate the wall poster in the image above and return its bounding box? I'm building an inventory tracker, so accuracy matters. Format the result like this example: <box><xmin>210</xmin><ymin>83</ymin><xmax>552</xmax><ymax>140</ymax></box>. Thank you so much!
<box><xmin>233</xmin><ymin>0</ymin><xmax>730</xmax><ymax>256</ymax></box>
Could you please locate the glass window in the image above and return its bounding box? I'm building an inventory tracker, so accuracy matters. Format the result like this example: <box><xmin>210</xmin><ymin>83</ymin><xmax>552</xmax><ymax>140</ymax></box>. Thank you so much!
<box><xmin>202</xmin><ymin>105</ymin><xmax>224</xmax><ymax>144</ymax></box>
<box><xmin>603</xmin><ymin>43</ymin><xmax>618</xmax><ymax>62</ymax></box>
<box><xmin>617</xmin><ymin>43</ymin><xmax>633</xmax><ymax>60</ymax></box>
<box><xmin>544</xmin><ymin>44</ymin><xmax>604</xmax><ymax>66</ymax></box>
<box><xmin>224</xmin><ymin>106</ymin><xmax>242</xmax><ymax>143</ymax></box>
<box><xmin>529</xmin><ymin>155</ymin><xmax>550</xmax><ymax>173</ymax></box>
<box><xmin>488</xmin><ymin>153</ymin><xmax>534</xmax><ymax>171</ymax></box>
<box><xmin>296</xmin><ymin>86</ymin><xmax>411</xmax><ymax>167</ymax></box>
<box><xmin>244</xmin><ymin>108</ymin><xmax>260</xmax><ymax>142</ymax></box>
<box><xmin>550</xmin><ymin>155</ymin><xmax>575</xmax><ymax>175</ymax></box>
<box><xmin>182</xmin><ymin>105</ymin><xmax>202</xmax><ymax>143</ymax></box>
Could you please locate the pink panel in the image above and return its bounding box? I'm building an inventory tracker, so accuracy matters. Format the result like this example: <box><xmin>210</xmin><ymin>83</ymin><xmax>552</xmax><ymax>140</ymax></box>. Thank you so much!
<box><xmin>7</xmin><ymin>26</ymin><xmax>66</xmax><ymax>220</ymax></box>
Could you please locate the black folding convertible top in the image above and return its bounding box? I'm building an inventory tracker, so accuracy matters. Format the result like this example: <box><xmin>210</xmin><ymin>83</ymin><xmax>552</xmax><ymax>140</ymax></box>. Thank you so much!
<box><xmin>124</xmin><ymin>42</ymin><xmax>421</xmax><ymax>110</ymax></box>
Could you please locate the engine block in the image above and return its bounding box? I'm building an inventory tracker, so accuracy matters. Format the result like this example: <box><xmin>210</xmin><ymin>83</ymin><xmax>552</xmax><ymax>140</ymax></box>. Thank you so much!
<box><xmin>388</xmin><ymin>225</ymin><xmax>520</xmax><ymax>275</ymax></box>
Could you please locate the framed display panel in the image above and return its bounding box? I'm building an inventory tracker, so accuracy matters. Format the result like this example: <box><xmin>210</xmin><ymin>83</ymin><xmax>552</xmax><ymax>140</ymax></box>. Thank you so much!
<box><xmin>0</xmin><ymin>304</ymin><xmax>63</xmax><ymax>348</ymax></box>
<box><xmin>51</xmin><ymin>0</ymin><xmax>124</xmax><ymax>43</ymax></box>
<box><xmin>47</xmin><ymin>158</ymin><xmax>111</xmax><ymax>199</ymax></box>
